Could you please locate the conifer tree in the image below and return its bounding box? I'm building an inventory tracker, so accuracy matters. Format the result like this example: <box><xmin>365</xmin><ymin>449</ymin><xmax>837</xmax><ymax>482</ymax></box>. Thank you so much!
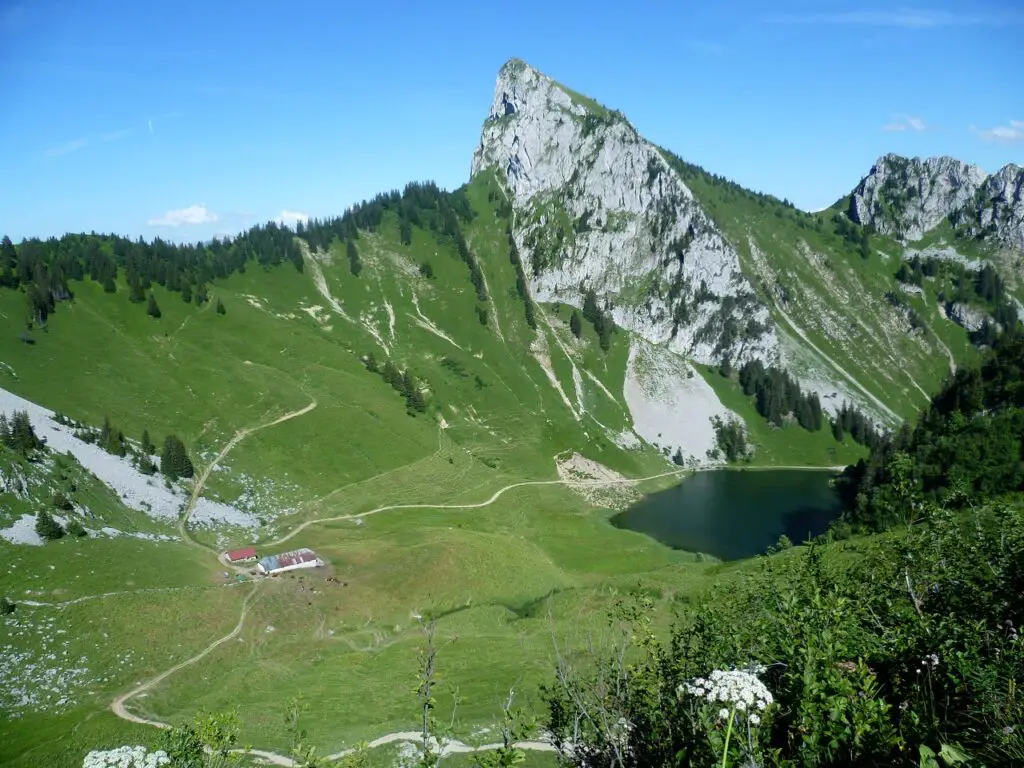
<box><xmin>160</xmin><ymin>435</ymin><xmax>194</xmax><ymax>480</ymax></box>
<box><xmin>141</xmin><ymin>429</ymin><xmax>154</xmax><ymax>455</ymax></box>
<box><xmin>569</xmin><ymin>311</ymin><xmax>582</xmax><ymax>338</ymax></box>
<box><xmin>10</xmin><ymin>411</ymin><xmax>42</xmax><ymax>454</ymax></box>
<box><xmin>216</xmin><ymin>298</ymin><xmax>226</xmax><ymax>315</ymax></box>
<box><xmin>181</xmin><ymin>282</ymin><xmax>192</xmax><ymax>303</ymax></box>
<box><xmin>194</xmin><ymin>283</ymin><xmax>208</xmax><ymax>305</ymax></box>
<box><xmin>347</xmin><ymin>239</ymin><xmax>362</xmax><ymax>277</ymax></box>
<box><xmin>35</xmin><ymin>510</ymin><xmax>64</xmax><ymax>541</ymax></box>
<box><xmin>147</xmin><ymin>292</ymin><xmax>161</xmax><ymax>318</ymax></box>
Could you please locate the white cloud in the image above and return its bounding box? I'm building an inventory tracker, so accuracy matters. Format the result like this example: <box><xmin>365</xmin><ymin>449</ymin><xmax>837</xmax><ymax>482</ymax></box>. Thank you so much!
<box><xmin>882</xmin><ymin>115</ymin><xmax>927</xmax><ymax>132</ymax></box>
<box><xmin>147</xmin><ymin>204</ymin><xmax>219</xmax><ymax>227</ymax></box>
<box><xmin>45</xmin><ymin>137</ymin><xmax>90</xmax><ymax>157</ymax></box>
<box><xmin>102</xmin><ymin>128</ymin><xmax>132</xmax><ymax>142</ymax></box>
<box><xmin>274</xmin><ymin>209</ymin><xmax>310</xmax><ymax>228</ymax></box>
<box><xmin>973</xmin><ymin>120</ymin><xmax>1024</xmax><ymax>144</ymax></box>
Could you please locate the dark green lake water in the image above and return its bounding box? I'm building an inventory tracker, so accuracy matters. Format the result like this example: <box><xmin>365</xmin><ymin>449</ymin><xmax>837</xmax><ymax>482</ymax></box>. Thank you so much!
<box><xmin>611</xmin><ymin>469</ymin><xmax>841</xmax><ymax>560</ymax></box>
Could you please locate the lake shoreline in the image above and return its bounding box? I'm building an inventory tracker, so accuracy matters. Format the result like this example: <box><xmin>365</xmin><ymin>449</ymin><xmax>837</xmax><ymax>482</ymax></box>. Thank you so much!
<box><xmin>612</xmin><ymin>468</ymin><xmax>843</xmax><ymax>561</ymax></box>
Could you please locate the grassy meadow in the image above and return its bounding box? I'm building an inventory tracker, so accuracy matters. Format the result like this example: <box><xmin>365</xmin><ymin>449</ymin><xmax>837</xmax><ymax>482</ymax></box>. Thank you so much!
<box><xmin>0</xmin><ymin>173</ymin><xmax>938</xmax><ymax>766</ymax></box>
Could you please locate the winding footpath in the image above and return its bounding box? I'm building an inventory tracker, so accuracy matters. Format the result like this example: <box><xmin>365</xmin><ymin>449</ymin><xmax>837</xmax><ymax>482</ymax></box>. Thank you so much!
<box><xmin>108</xmin><ymin>390</ymin><xmax>843</xmax><ymax>764</ymax></box>
<box><xmin>178</xmin><ymin>400</ymin><xmax>319</xmax><ymax>547</ymax></box>
<box><xmin>110</xmin><ymin>586</ymin><xmax>262</xmax><ymax>728</ymax></box>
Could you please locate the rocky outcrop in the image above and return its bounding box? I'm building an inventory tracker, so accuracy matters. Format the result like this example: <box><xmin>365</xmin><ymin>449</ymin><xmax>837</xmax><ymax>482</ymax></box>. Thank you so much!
<box><xmin>848</xmin><ymin>154</ymin><xmax>987</xmax><ymax>241</ymax></box>
<box><xmin>849</xmin><ymin>155</ymin><xmax>1024</xmax><ymax>250</ymax></box>
<box><xmin>963</xmin><ymin>164</ymin><xmax>1024</xmax><ymax>251</ymax></box>
<box><xmin>947</xmin><ymin>302</ymin><xmax>988</xmax><ymax>333</ymax></box>
<box><xmin>471</xmin><ymin>59</ymin><xmax>779</xmax><ymax>366</ymax></box>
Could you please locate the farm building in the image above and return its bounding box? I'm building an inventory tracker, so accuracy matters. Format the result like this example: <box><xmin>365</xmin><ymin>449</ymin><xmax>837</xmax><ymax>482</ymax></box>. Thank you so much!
<box><xmin>257</xmin><ymin>548</ymin><xmax>323</xmax><ymax>576</ymax></box>
<box><xmin>225</xmin><ymin>546</ymin><xmax>257</xmax><ymax>563</ymax></box>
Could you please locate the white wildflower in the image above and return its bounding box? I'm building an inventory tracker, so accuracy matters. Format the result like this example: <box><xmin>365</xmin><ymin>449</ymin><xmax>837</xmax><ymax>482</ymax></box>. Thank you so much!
<box><xmin>749</xmin><ymin>713</ymin><xmax>761</xmax><ymax>726</ymax></box>
<box><xmin>719</xmin><ymin>708</ymin><xmax>730</xmax><ymax>720</ymax></box>
<box><xmin>682</xmin><ymin>668</ymin><xmax>774</xmax><ymax>715</ymax></box>
<box><xmin>82</xmin><ymin>746</ymin><xmax>170</xmax><ymax>768</ymax></box>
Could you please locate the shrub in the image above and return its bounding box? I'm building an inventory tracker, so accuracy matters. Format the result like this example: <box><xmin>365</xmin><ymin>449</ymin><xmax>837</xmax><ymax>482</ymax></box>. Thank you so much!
<box><xmin>0</xmin><ymin>596</ymin><xmax>14</xmax><ymax>615</ymax></box>
<box><xmin>35</xmin><ymin>510</ymin><xmax>64</xmax><ymax>541</ymax></box>
<box><xmin>66</xmin><ymin>520</ymin><xmax>87</xmax><ymax>538</ymax></box>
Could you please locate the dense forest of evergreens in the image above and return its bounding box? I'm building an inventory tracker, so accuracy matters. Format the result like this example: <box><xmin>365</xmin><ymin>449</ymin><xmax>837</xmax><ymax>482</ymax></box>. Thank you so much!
<box><xmin>1</xmin><ymin>181</ymin><xmax>481</xmax><ymax>325</ymax></box>
<box><xmin>894</xmin><ymin>255</ymin><xmax>1021</xmax><ymax>347</ymax></box>
<box><xmin>836</xmin><ymin>332</ymin><xmax>1024</xmax><ymax>531</ymax></box>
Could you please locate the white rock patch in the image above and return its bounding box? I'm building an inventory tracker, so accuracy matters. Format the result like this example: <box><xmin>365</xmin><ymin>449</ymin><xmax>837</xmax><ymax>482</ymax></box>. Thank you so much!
<box><xmin>623</xmin><ymin>338</ymin><xmax>733</xmax><ymax>464</ymax></box>
<box><xmin>0</xmin><ymin>514</ymin><xmax>44</xmax><ymax>546</ymax></box>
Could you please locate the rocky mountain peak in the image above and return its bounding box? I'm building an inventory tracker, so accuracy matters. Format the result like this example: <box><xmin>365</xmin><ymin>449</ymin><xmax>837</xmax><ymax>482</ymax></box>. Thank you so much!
<box><xmin>471</xmin><ymin>59</ymin><xmax>779</xmax><ymax>367</ymax></box>
<box><xmin>849</xmin><ymin>154</ymin><xmax>988</xmax><ymax>241</ymax></box>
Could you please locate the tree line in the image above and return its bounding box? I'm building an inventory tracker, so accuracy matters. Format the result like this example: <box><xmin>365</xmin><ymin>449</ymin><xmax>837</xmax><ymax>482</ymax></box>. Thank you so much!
<box><xmin>2</xmin><ymin>180</ymin><xmax>482</xmax><ymax>325</ymax></box>
<box><xmin>0</xmin><ymin>410</ymin><xmax>43</xmax><ymax>455</ymax></box>
<box><xmin>580</xmin><ymin>290</ymin><xmax>615</xmax><ymax>351</ymax></box>
<box><xmin>736</xmin><ymin>360</ymin><xmax>824</xmax><ymax>432</ymax></box>
<box><xmin>363</xmin><ymin>353</ymin><xmax>427</xmax><ymax>415</ymax></box>
<box><xmin>836</xmin><ymin>331</ymin><xmax>1024</xmax><ymax>532</ymax></box>
<box><xmin>506</xmin><ymin>225</ymin><xmax>537</xmax><ymax>330</ymax></box>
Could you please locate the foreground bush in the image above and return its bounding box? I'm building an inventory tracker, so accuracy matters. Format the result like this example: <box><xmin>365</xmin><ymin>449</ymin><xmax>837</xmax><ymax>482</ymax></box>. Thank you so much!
<box><xmin>544</xmin><ymin>501</ymin><xmax>1024</xmax><ymax>766</ymax></box>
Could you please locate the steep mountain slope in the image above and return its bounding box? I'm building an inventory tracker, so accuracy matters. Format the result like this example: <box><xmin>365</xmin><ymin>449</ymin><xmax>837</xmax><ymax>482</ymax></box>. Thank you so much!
<box><xmin>470</xmin><ymin>59</ymin><xmax>1002</xmax><ymax>434</ymax></box>
<box><xmin>472</xmin><ymin>59</ymin><xmax>779</xmax><ymax>368</ymax></box>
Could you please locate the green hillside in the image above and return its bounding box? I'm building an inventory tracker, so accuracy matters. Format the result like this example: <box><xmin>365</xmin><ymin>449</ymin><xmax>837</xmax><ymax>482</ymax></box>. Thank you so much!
<box><xmin>2</xmin><ymin>66</ymin><xmax>1021</xmax><ymax>767</ymax></box>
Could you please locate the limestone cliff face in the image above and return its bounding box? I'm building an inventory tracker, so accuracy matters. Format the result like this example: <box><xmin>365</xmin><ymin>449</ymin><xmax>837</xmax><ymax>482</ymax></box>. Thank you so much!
<box><xmin>471</xmin><ymin>59</ymin><xmax>779</xmax><ymax>366</ymax></box>
<box><xmin>848</xmin><ymin>154</ymin><xmax>988</xmax><ymax>241</ymax></box>
<box><xmin>849</xmin><ymin>154</ymin><xmax>1024</xmax><ymax>250</ymax></box>
<box><xmin>967</xmin><ymin>164</ymin><xmax>1024</xmax><ymax>251</ymax></box>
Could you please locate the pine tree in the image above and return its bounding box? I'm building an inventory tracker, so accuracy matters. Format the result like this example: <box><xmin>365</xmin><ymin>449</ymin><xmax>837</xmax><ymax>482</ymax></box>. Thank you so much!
<box><xmin>194</xmin><ymin>283</ymin><xmax>208</xmax><ymax>305</ymax></box>
<box><xmin>10</xmin><ymin>411</ymin><xmax>42</xmax><ymax>454</ymax></box>
<box><xmin>832</xmin><ymin>419</ymin><xmax>845</xmax><ymax>443</ymax></box>
<box><xmin>147</xmin><ymin>292</ymin><xmax>161</xmax><ymax>318</ymax></box>
<box><xmin>160</xmin><ymin>435</ymin><xmax>194</xmax><ymax>480</ymax></box>
<box><xmin>138</xmin><ymin>453</ymin><xmax>156</xmax><ymax>475</ymax></box>
<box><xmin>181</xmin><ymin>282</ymin><xmax>192</xmax><ymax>303</ymax></box>
<box><xmin>364</xmin><ymin>352</ymin><xmax>379</xmax><ymax>373</ymax></box>
<box><xmin>382</xmin><ymin>361</ymin><xmax>400</xmax><ymax>388</ymax></box>
<box><xmin>141</xmin><ymin>429</ymin><xmax>154</xmax><ymax>455</ymax></box>
<box><xmin>216</xmin><ymin>298</ymin><xmax>226</xmax><ymax>315</ymax></box>
<box><xmin>347</xmin><ymin>239</ymin><xmax>362</xmax><ymax>277</ymax></box>
<box><xmin>718</xmin><ymin>355</ymin><xmax>733</xmax><ymax>378</ymax></box>
<box><xmin>0</xmin><ymin>414</ymin><xmax>10</xmax><ymax>447</ymax></box>
<box><xmin>569</xmin><ymin>311</ymin><xmax>582</xmax><ymax>338</ymax></box>
<box><xmin>35</xmin><ymin>510</ymin><xmax>64</xmax><ymax>541</ymax></box>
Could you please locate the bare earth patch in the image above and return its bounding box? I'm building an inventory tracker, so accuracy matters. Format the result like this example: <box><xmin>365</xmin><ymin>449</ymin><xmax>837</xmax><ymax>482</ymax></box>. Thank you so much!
<box><xmin>555</xmin><ymin>451</ymin><xmax>641</xmax><ymax>510</ymax></box>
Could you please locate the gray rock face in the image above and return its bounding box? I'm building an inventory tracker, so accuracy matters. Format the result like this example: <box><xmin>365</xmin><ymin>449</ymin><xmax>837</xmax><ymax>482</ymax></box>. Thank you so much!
<box><xmin>849</xmin><ymin>155</ymin><xmax>1024</xmax><ymax>250</ymax></box>
<box><xmin>471</xmin><ymin>59</ymin><xmax>779</xmax><ymax>366</ymax></box>
<box><xmin>970</xmin><ymin>164</ymin><xmax>1024</xmax><ymax>251</ymax></box>
<box><xmin>848</xmin><ymin>154</ymin><xmax>987</xmax><ymax>241</ymax></box>
<box><xmin>947</xmin><ymin>302</ymin><xmax>989</xmax><ymax>333</ymax></box>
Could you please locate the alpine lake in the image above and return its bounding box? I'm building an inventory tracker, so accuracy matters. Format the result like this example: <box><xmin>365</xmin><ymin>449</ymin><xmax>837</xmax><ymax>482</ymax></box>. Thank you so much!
<box><xmin>612</xmin><ymin>469</ymin><xmax>842</xmax><ymax>560</ymax></box>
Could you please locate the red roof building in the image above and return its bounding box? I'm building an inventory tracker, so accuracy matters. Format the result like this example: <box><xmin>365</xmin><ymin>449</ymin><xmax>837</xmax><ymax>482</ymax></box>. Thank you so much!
<box><xmin>226</xmin><ymin>546</ymin><xmax>258</xmax><ymax>563</ymax></box>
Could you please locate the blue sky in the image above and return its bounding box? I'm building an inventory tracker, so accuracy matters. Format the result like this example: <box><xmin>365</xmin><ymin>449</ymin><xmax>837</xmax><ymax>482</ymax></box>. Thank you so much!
<box><xmin>1</xmin><ymin>0</ymin><xmax>1021</xmax><ymax>242</ymax></box>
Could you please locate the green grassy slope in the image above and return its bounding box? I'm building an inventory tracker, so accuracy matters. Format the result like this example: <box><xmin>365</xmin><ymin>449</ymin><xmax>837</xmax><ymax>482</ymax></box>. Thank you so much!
<box><xmin>0</xmin><ymin>175</ymin><xmax>693</xmax><ymax>765</ymax></box>
<box><xmin>664</xmin><ymin>155</ymin><xmax>977</xmax><ymax>423</ymax></box>
<box><xmin>0</xmin><ymin>169</ymin><xmax>898</xmax><ymax>765</ymax></box>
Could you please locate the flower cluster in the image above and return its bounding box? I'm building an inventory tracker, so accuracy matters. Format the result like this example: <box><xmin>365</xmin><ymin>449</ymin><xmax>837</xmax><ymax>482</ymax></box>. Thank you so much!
<box><xmin>680</xmin><ymin>668</ymin><xmax>774</xmax><ymax>723</ymax></box>
<box><xmin>82</xmin><ymin>746</ymin><xmax>170</xmax><ymax>768</ymax></box>
<box><xmin>917</xmin><ymin>653</ymin><xmax>940</xmax><ymax>673</ymax></box>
